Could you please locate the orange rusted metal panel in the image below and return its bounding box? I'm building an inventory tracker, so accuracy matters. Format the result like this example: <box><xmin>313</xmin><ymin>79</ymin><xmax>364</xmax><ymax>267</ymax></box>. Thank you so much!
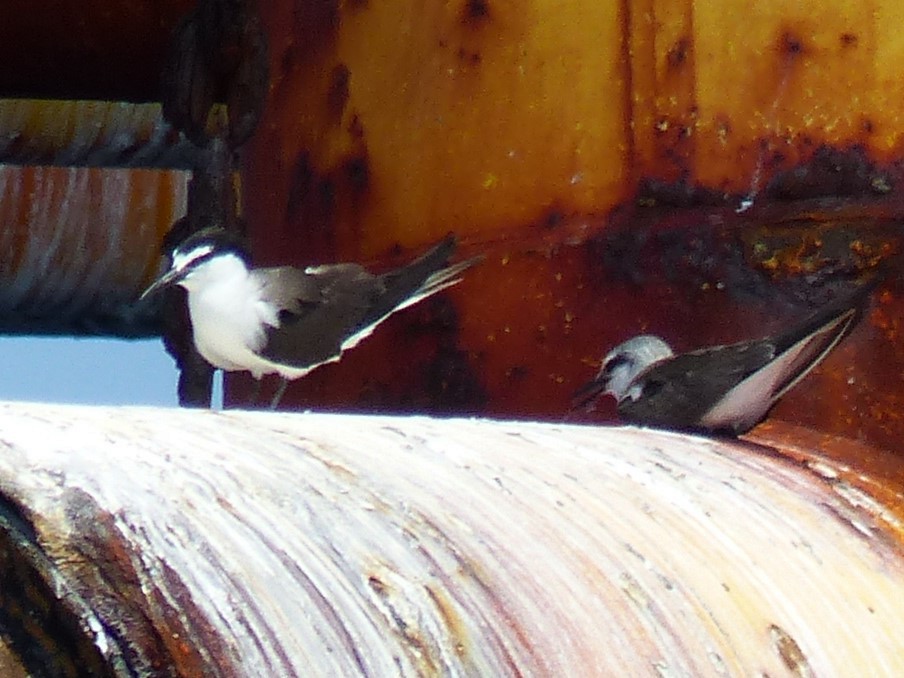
<box><xmin>239</xmin><ymin>0</ymin><xmax>904</xmax><ymax>455</ymax></box>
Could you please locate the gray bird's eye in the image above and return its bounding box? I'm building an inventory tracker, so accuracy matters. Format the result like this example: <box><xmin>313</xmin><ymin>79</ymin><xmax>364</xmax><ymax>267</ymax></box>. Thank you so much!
<box><xmin>603</xmin><ymin>354</ymin><xmax>632</xmax><ymax>375</ymax></box>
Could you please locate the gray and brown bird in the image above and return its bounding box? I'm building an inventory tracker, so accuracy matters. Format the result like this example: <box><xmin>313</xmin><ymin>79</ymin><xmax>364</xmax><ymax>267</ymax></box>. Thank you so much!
<box><xmin>574</xmin><ymin>287</ymin><xmax>874</xmax><ymax>435</ymax></box>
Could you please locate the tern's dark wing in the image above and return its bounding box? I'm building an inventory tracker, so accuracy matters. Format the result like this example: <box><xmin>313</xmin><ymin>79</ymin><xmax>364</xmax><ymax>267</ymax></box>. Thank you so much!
<box><xmin>621</xmin><ymin>301</ymin><xmax>861</xmax><ymax>434</ymax></box>
<box><xmin>254</xmin><ymin>265</ymin><xmax>347</xmax><ymax>313</ymax></box>
<box><xmin>751</xmin><ymin>306</ymin><xmax>857</xmax><ymax>403</ymax></box>
<box><xmin>255</xmin><ymin>235</ymin><xmax>469</xmax><ymax>369</ymax></box>
<box><xmin>617</xmin><ymin>341</ymin><xmax>777</xmax><ymax>431</ymax></box>
<box><xmin>698</xmin><ymin>306</ymin><xmax>857</xmax><ymax>432</ymax></box>
<box><xmin>256</xmin><ymin>265</ymin><xmax>384</xmax><ymax>368</ymax></box>
<box><xmin>763</xmin><ymin>277</ymin><xmax>876</xmax><ymax>398</ymax></box>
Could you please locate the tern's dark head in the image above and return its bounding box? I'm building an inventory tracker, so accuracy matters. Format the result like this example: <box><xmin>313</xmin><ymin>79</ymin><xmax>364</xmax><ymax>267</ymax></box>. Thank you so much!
<box><xmin>141</xmin><ymin>228</ymin><xmax>251</xmax><ymax>299</ymax></box>
<box><xmin>599</xmin><ymin>335</ymin><xmax>674</xmax><ymax>402</ymax></box>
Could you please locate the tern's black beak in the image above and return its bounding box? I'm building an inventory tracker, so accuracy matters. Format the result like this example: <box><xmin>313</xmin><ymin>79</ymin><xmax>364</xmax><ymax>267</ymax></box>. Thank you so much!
<box><xmin>140</xmin><ymin>266</ymin><xmax>184</xmax><ymax>300</ymax></box>
<box><xmin>571</xmin><ymin>377</ymin><xmax>608</xmax><ymax>411</ymax></box>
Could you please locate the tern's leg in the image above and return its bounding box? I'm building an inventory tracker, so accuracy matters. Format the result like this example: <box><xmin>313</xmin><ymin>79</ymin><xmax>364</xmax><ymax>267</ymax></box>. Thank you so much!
<box><xmin>270</xmin><ymin>377</ymin><xmax>289</xmax><ymax>410</ymax></box>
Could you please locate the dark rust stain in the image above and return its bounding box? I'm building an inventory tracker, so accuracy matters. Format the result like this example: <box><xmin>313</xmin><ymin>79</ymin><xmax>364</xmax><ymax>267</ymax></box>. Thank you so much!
<box><xmin>412</xmin><ymin>293</ymin><xmax>461</xmax><ymax>333</ymax></box>
<box><xmin>768</xmin><ymin>149</ymin><xmax>788</xmax><ymax>169</ymax></box>
<box><xmin>344</xmin><ymin>153</ymin><xmax>370</xmax><ymax>195</ymax></box>
<box><xmin>327</xmin><ymin>63</ymin><xmax>351</xmax><ymax>120</ymax></box>
<box><xmin>536</xmin><ymin>207</ymin><xmax>565</xmax><ymax>230</ymax></box>
<box><xmin>780</xmin><ymin>31</ymin><xmax>805</xmax><ymax>56</ymax></box>
<box><xmin>287</xmin><ymin>152</ymin><xmax>333</xmax><ymax>222</ymax></box>
<box><xmin>840</xmin><ymin>32</ymin><xmax>858</xmax><ymax>48</ymax></box>
<box><xmin>417</xmin><ymin>297</ymin><xmax>488</xmax><ymax>413</ymax></box>
<box><xmin>462</xmin><ymin>0</ymin><xmax>490</xmax><ymax>23</ymax></box>
<box><xmin>457</xmin><ymin>47</ymin><xmax>483</xmax><ymax>64</ymax></box>
<box><xmin>286</xmin><ymin>152</ymin><xmax>338</xmax><ymax>256</ymax></box>
<box><xmin>591</xmin><ymin>193</ymin><xmax>898</xmax><ymax>308</ymax></box>
<box><xmin>347</xmin><ymin>113</ymin><xmax>365</xmax><ymax>139</ymax></box>
<box><xmin>666</xmin><ymin>37</ymin><xmax>690</xmax><ymax>69</ymax></box>
<box><xmin>635</xmin><ymin>177</ymin><xmax>726</xmax><ymax>209</ymax></box>
<box><xmin>765</xmin><ymin>145</ymin><xmax>893</xmax><ymax>200</ymax></box>
<box><xmin>506</xmin><ymin>365</ymin><xmax>530</xmax><ymax>382</ymax></box>
<box><xmin>279</xmin><ymin>43</ymin><xmax>298</xmax><ymax>77</ymax></box>
<box><xmin>378</xmin><ymin>293</ymin><xmax>489</xmax><ymax>413</ymax></box>
<box><xmin>386</xmin><ymin>241</ymin><xmax>405</xmax><ymax>259</ymax></box>
<box><xmin>425</xmin><ymin>345</ymin><xmax>488</xmax><ymax>413</ymax></box>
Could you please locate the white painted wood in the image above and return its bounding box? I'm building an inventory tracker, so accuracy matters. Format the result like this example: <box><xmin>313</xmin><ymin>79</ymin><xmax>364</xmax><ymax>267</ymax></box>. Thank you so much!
<box><xmin>0</xmin><ymin>402</ymin><xmax>901</xmax><ymax>675</ymax></box>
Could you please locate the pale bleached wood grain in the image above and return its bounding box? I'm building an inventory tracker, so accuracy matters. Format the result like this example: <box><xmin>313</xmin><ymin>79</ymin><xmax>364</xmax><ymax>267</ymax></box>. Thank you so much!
<box><xmin>0</xmin><ymin>402</ymin><xmax>901</xmax><ymax>676</ymax></box>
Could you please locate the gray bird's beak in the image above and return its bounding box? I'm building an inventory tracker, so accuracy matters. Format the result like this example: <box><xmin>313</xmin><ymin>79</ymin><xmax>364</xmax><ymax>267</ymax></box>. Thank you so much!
<box><xmin>571</xmin><ymin>377</ymin><xmax>608</xmax><ymax>411</ymax></box>
<box><xmin>140</xmin><ymin>266</ymin><xmax>183</xmax><ymax>300</ymax></box>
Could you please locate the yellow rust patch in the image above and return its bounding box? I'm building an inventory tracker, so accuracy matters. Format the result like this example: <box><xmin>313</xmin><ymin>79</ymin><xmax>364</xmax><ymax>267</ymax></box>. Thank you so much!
<box><xmin>424</xmin><ymin>584</ymin><xmax>470</xmax><ymax>658</ymax></box>
<box><xmin>770</xmin><ymin>624</ymin><xmax>813</xmax><ymax>678</ymax></box>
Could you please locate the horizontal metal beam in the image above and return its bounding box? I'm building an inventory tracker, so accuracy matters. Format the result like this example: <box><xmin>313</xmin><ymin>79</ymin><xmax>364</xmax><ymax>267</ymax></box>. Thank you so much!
<box><xmin>0</xmin><ymin>99</ymin><xmax>202</xmax><ymax>169</ymax></box>
<box><xmin>0</xmin><ymin>165</ymin><xmax>187</xmax><ymax>337</ymax></box>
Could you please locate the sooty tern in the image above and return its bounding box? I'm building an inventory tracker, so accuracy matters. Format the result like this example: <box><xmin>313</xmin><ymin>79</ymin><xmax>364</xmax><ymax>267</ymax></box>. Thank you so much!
<box><xmin>574</xmin><ymin>288</ymin><xmax>872</xmax><ymax>435</ymax></box>
<box><xmin>142</xmin><ymin>228</ymin><xmax>479</xmax><ymax>408</ymax></box>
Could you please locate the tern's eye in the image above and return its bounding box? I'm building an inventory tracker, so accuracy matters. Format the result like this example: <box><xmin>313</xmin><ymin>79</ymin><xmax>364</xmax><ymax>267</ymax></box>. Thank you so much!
<box><xmin>602</xmin><ymin>354</ymin><xmax>632</xmax><ymax>376</ymax></box>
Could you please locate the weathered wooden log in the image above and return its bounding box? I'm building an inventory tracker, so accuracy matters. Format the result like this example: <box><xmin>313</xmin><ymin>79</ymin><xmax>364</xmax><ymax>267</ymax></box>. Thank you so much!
<box><xmin>0</xmin><ymin>402</ymin><xmax>901</xmax><ymax>675</ymax></box>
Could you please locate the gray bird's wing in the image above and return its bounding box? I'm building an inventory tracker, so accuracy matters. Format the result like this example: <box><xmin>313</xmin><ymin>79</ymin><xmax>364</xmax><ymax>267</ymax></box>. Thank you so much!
<box><xmin>253</xmin><ymin>265</ymin><xmax>331</xmax><ymax>313</ymax></box>
<box><xmin>698</xmin><ymin>307</ymin><xmax>857</xmax><ymax>431</ymax></box>
<box><xmin>252</xmin><ymin>235</ymin><xmax>469</xmax><ymax>371</ymax></box>
<box><xmin>618</xmin><ymin>341</ymin><xmax>777</xmax><ymax>431</ymax></box>
<box><xmin>622</xmin><ymin>302</ymin><xmax>859</xmax><ymax>434</ymax></box>
<box><xmin>253</xmin><ymin>264</ymin><xmax>385</xmax><ymax>369</ymax></box>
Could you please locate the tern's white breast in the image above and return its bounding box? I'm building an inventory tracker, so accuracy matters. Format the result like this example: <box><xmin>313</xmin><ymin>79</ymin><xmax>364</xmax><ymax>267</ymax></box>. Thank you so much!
<box><xmin>179</xmin><ymin>254</ymin><xmax>305</xmax><ymax>379</ymax></box>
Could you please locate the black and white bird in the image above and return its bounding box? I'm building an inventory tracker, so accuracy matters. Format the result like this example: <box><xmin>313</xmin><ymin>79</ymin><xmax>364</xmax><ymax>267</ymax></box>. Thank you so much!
<box><xmin>142</xmin><ymin>228</ymin><xmax>479</xmax><ymax>408</ymax></box>
<box><xmin>574</xmin><ymin>288</ymin><xmax>873</xmax><ymax>435</ymax></box>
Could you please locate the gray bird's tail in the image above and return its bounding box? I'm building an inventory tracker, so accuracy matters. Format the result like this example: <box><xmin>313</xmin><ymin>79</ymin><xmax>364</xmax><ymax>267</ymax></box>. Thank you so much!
<box><xmin>372</xmin><ymin>235</ymin><xmax>482</xmax><ymax>319</ymax></box>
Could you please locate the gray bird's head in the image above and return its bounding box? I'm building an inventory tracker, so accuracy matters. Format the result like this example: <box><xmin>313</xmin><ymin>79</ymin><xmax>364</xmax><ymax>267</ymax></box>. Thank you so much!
<box><xmin>140</xmin><ymin>228</ymin><xmax>251</xmax><ymax>299</ymax></box>
<box><xmin>599</xmin><ymin>335</ymin><xmax>674</xmax><ymax>402</ymax></box>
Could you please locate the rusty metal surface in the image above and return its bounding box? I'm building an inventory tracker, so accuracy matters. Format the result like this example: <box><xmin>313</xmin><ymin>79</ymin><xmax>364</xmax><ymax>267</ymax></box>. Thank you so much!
<box><xmin>235</xmin><ymin>0</ymin><xmax>904</xmax><ymax>459</ymax></box>
<box><xmin>0</xmin><ymin>405</ymin><xmax>903</xmax><ymax>674</ymax></box>
<box><xmin>746</xmin><ymin>419</ymin><xmax>904</xmax><ymax>526</ymax></box>
<box><xmin>250</xmin><ymin>200</ymin><xmax>904</xmax><ymax>452</ymax></box>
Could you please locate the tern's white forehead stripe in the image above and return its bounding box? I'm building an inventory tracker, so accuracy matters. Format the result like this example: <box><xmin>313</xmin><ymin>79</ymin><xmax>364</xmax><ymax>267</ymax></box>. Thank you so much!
<box><xmin>604</xmin><ymin>335</ymin><xmax>674</xmax><ymax>366</ymax></box>
<box><xmin>173</xmin><ymin>244</ymin><xmax>215</xmax><ymax>272</ymax></box>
